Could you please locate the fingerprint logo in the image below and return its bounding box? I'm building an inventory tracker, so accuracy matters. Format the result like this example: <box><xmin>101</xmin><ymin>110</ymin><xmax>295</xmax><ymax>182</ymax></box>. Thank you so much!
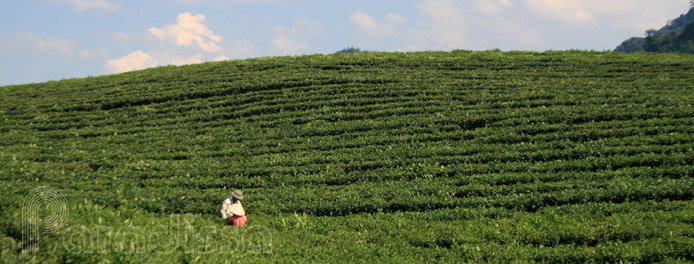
<box><xmin>22</xmin><ymin>186</ymin><xmax>69</xmax><ymax>253</ymax></box>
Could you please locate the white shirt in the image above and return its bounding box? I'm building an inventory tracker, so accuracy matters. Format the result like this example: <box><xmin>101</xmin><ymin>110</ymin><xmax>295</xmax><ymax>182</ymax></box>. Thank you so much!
<box><xmin>220</xmin><ymin>198</ymin><xmax>240</xmax><ymax>219</ymax></box>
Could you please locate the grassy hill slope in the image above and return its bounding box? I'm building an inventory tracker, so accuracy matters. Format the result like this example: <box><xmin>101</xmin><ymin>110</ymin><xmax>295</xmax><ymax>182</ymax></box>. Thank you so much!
<box><xmin>1</xmin><ymin>50</ymin><xmax>694</xmax><ymax>263</ymax></box>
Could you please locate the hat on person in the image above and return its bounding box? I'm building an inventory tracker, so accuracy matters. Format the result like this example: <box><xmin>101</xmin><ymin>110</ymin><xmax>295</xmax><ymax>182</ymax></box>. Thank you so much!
<box><xmin>226</xmin><ymin>203</ymin><xmax>246</xmax><ymax>216</ymax></box>
<box><xmin>231</xmin><ymin>189</ymin><xmax>244</xmax><ymax>200</ymax></box>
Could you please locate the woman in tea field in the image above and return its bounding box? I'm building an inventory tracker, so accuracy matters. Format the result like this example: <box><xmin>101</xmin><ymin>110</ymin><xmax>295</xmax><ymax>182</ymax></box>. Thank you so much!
<box><xmin>220</xmin><ymin>189</ymin><xmax>247</xmax><ymax>226</ymax></box>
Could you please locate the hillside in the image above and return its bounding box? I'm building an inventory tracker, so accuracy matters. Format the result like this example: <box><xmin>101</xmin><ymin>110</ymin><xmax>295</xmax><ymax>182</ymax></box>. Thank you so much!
<box><xmin>1</xmin><ymin>51</ymin><xmax>694</xmax><ymax>263</ymax></box>
<box><xmin>615</xmin><ymin>7</ymin><xmax>694</xmax><ymax>53</ymax></box>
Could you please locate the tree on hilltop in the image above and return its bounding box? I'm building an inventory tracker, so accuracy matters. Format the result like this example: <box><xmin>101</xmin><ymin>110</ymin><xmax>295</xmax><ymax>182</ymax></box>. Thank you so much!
<box><xmin>335</xmin><ymin>47</ymin><xmax>362</xmax><ymax>54</ymax></box>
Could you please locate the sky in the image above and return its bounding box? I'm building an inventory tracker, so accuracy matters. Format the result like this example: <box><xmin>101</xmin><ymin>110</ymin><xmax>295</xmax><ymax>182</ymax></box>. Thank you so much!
<box><xmin>0</xmin><ymin>0</ymin><xmax>691</xmax><ymax>86</ymax></box>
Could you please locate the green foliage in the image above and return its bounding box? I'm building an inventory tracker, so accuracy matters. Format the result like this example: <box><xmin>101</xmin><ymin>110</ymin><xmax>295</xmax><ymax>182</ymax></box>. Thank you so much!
<box><xmin>616</xmin><ymin>7</ymin><xmax>694</xmax><ymax>53</ymax></box>
<box><xmin>1</xmin><ymin>51</ymin><xmax>694</xmax><ymax>262</ymax></box>
<box><xmin>644</xmin><ymin>21</ymin><xmax>694</xmax><ymax>53</ymax></box>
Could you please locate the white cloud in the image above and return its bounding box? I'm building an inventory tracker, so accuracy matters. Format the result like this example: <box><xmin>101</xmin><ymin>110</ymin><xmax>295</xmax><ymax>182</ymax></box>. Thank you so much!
<box><xmin>367</xmin><ymin>0</ymin><xmax>682</xmax><ymax>52</ymax></box>
<box><xmin>405</xmin><ymin>0</ymin><xmax>544</xmax><ymax>51</ymax></box>
<box><xmin>105</xmin><ymin>50</ymin><xmax>158</xmax><ymax>73</ymax></box>
<box><xmin>45</xmin><ymin>0</ymin><xmax>120</xmax><ymax>13</ymax></box>
<box><xmin>268</xmin><ymin>17</ymin><xmax>322</xmax><ymax>56</ymax></box>
<box><xmin>386</xmin><ymin>13</ymin><xmax>408</xmax><ymax>24</ymax></box>
<box><xmin>77</xmin><ymin>48</ymin><xmax>110</xmax><ymax>60</ymax></box>
<box><xmin>214</xmin><ymin>55</ymin><xmax>229</xmax><ymax>61</ymax></box>
<box><xmin>525</xmin><ymin>0</ymin><xmax>594</xmax><ymax>24</ymax></box>
<box><xmin>175</xmin><ymin>0</ymin><xmax>286</xmax><ymax>4</ymax></box>
<box><xmin>499</xmin><ymin>0</ymin><xmax>513</xmax><ymax>7</ymax></box>
<box><xmin>148</xmin><ymin>12</ymin><xmax>222</xmax><ymax>52</ymax></box>
<box><xmin>71</xmin><ymin>0</ymin><xmax>119</xmax><ymax>12</ymax></box>
<box><xmin>350</xmin><ymin>11</ymin><xmax>406</xmax><ymax>37</ymax></box>
<box><xmin>227</xmin><ymin>0</ymin><xmax>285</xmax><ymax>2</ymax></box>
<box><xmin>412</xmin><ymin>0</ymin><xmax>481</xmax><ymax>49</ymax></box>
<box><xmin>512</xmin><ymin>0</ymin><xmax>689</xmax><ymax>50</ymax></box>
<box><xmin>523</xmin><ymin>0</ymin><xmax>688</xmax><ymax>29</ymax></box>
<box><xmin>108</xmin><ymin>32</ymin><xmax>130</xmax><ymax>44</ymax></box>
<box><xmin>1</xmin><ymin>32</ymin><xmax>112</xmax><ymax>60</ymax></box>
<box><xmin>102</xmin><ymin>12</ymin><xmax>255</xmax><ymax>74</ymax></box>
<box><xmin>520</xmin><ymin>0</ymin><xmax>691</xmax><ymax>46</ymax></box>
<box><xmin>174</xmin><ymin>0</ymin><xmax>206</xmax><ymax>4</ymax></box>
<box><xmin>36</xmin><ymin>38</ymin><xmax>75</xmax><ymax>57</ymax></box>
<box><xmin>271</xmin><ymin>38</ymin><xmax>309</xmax><ymax>55</ymax></box>
<box><xmin>169</xmin><ymin>54</ymin><xmax>202</xmax><ymax>65</ymax></box>
<box><xmin>350</xmin><ymin>12</ymin><xmax>379</xmax><ymax>30</ymax></box>
<box><xmin>479</xmin><ymin>0</ymin><xmax>515</xmax><ymax>14</ymax></box>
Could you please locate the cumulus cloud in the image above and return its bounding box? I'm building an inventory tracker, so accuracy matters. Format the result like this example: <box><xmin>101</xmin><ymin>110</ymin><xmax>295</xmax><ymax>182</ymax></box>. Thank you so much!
<box><xmin>350</xmin><ymin>12</ymin><xmax>379</xmax><ymax>30</ymax></box>
<box><xmin>105</xmin><ymin>50</ymin><xmax>158</xmax><ymax>73</ymax></box>
<box><xmin>104</xmin><ymin>12</ymin><xmax>255</xmax><ymax>72</ymax></box>
<box><xmin>148</xmin><ymin>12</ymin><xmax>222</xmax><ymax>52</ymax></box>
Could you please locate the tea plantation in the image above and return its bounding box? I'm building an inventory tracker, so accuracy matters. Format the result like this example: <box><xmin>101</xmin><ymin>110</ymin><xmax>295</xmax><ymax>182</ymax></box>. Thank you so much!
<box><xmin>1</xmin><ymin>50</ymin><xmax>693</xmax><ymax>263</ymax></box>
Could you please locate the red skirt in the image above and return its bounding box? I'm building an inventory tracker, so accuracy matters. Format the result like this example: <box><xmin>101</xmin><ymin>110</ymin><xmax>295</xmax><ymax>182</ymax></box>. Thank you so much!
<box><xmin>228</xmin><ymin>215</ymin><xmax>247</xmax><ymax>226</ymax></box>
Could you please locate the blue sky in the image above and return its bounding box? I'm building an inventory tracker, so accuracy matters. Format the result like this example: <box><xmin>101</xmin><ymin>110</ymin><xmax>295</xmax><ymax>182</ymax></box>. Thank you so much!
<box><xmin>1</xmin><ymin>0</ymin><xmax>691</xmax><ymax>86</ymax></box>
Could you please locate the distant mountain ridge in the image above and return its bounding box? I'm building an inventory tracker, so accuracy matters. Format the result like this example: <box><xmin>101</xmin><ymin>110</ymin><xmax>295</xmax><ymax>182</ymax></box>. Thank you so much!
<box><xmin>615</xmin><ymin>7</ymin><xmax>694</xmax><ymax>53</ymax></box>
